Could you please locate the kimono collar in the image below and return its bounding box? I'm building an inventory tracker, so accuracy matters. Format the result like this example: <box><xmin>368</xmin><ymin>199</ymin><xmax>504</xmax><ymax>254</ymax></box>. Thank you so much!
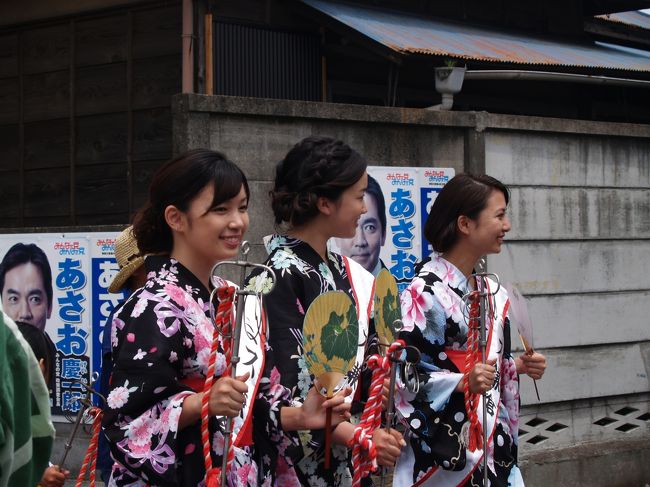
<box><xmin>424</xmin><ymin>254</ymin><xmax>472</xmax><ymax>294</ymax></box>
<box><xmin>144</xmin><ymin>255</ymin><xmax>211</xmax><ymax>302</ymax></box>
<box><xmin>264</xmin><ymin>234</ymin><xmax>342</xmax><ymax>288</ymax></box>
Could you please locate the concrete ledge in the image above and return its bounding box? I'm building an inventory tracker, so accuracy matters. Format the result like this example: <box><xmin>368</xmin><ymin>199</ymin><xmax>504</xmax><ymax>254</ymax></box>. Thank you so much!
<box><xmin>172</xmin><ymin>93</ymin><xmax>650</xmax><ymax>138</ymax></box>
<box><xmin>520</xmin><ymin>438</ymin><xmax>650</xmax><ymax>487</ymax></box>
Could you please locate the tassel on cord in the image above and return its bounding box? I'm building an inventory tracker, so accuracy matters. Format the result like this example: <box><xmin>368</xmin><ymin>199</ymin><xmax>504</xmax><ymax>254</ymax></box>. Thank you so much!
<box><xmin>74</xmin><ymin>407</ymin><xmax>103</xmax><ymax>487</ymax></box>
<box><xmin>349</xmin><ymin>340</ymin><xmax>404</xmax><ymax>487</ymax></box>
<box><xmin>202</xmin><ymin>286</ymin><xmax>236</xmax><ymax>487</ymax></box>
<box><xmin>463</xmin><ymin>291</ymin><xmax>483</xmax><ymax>452</ymax></box>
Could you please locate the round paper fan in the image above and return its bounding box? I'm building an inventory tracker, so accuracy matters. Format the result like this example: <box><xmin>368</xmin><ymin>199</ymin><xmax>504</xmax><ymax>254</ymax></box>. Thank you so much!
<box><xmin>374</xmin><ymin>268</ymin><xmax>402</xmax><ymax>347</ymax></box>
<box><xmin>302</xmin><ymin>290</ymin><xmax>359</xmax><ymax>398</ymax></box>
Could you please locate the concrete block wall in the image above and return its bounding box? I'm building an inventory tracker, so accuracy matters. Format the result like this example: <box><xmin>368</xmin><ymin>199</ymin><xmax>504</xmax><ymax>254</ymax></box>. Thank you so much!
<box><xmin>173</xmin><ymin>94</ymin><xmax>650</xmax><ymax>486</ymax></box>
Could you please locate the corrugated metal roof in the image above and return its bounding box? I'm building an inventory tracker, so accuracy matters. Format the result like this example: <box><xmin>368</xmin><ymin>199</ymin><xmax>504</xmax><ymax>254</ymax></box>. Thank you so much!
<box><xmin>303</xmin><ymin>0</ymin><xmax>650</xmax><ymax>72</ymax></box>
<box><xmin>596</xmin><ymin>10</ymin><xmax>650</xmax><ymax>30</ymax></box>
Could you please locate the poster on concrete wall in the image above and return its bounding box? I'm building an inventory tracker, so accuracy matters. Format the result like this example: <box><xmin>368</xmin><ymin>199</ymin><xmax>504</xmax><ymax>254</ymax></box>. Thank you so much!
<box><xmin>331</xmin><ymin>166</ymin><xmax>455</xmax><ymax>293</ymax></box>
<box><xmin>0</xmin><ymin>232</ymin><xmax>121</xmax><ymax>418</ymax></box>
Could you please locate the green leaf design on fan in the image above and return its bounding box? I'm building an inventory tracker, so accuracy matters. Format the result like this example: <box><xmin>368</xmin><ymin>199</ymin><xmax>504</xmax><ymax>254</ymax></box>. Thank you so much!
<box><xmin>374</xmin><ymin>269</ymin><xmax>402</xmax><ymax>346</ymax></box>
<box><xmin>321</xmin><ymin>307</ymin><xmax>358</xmax><ymax>361</ymax></box>
<box><xmin>302</xmin><ymin>291</ymin><xmax>359</xmax><ymax>396</ymax></box>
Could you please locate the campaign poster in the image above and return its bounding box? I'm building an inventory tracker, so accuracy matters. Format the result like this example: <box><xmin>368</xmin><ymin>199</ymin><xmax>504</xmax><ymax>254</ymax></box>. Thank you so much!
<box><xmin>331</xmin><ymin>166</ymin><xmax>455</xmax><ymax>293</ymax></box>
<box><xmin>0</xmin><ymin>232</ymin><xmax>122</xmax><ymax>418</ymax></box>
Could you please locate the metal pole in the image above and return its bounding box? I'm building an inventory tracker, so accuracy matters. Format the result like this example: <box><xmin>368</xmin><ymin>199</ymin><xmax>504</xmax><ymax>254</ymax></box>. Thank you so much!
<box><xmin>220</xmin><ymin>243</ymin><xmax>250</xmax><ymax>487</ymax></box>
<box><xmin>478</xmin><ymin>276</ymin><xmax>488</xmax><ymax>487</ymax></box>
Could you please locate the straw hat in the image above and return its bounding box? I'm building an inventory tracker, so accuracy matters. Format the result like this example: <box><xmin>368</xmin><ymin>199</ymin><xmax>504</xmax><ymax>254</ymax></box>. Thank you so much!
<box><xmin>108</xmin><ymin>226</ymin><xmax>145</xmax><ymax>293</ymax></box>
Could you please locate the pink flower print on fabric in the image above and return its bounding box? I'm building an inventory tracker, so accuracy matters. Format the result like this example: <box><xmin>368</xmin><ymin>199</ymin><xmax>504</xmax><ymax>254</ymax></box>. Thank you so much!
<box><xmin>275</xmin><ymin>455</ymin><xmax>301</xmax><ymax>487</ymax></box>
<box><xmin>395</xmin><ymin>385</ymin><xmax>416</xmax><ymax>417</ymax></box>
<box><xmin>400</xmin><ymin>277</ymin><xmax>434</xmax><ymax>332</ymax></box>
<box><xmin>163</xmin><ymin>283</ymin><xmax>190</xmax><ymax>309</ymax></box>
<box><xmin>107</xmin><ymin>380</ymin><xmax>138</xmax><ymax>409</ymax></box>
<box><xmin>131</xmin><ymin>297</ymin><xmax>148</xmax><ymax>317</ymax></box>
<box><xmin>428</xmin><ymin>255</ymin><xmax>464</xmax><ymax>288</ymax></box>
<box><xmin>125</xmin><ymin>410</ymin><xmax>156</xmax><ymax>448</ymax></box>
<box><xmin>158</xmin><ymin>393</ymin><xmax>189</xmax><ymax>434</ymax></box>
<box><xmin>501</xmin><ymin>358</ymin><xmax>520</xmax><ymax>436</ymax></box>
<box><xmin>111</xmin><ymin>317</ymin><xmax>125</xmax><ymax>348</ymax></box>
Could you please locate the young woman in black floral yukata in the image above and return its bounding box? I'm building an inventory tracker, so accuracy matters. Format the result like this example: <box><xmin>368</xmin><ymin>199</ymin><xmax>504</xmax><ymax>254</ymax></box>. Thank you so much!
<box><xmin>246</xmin><ymin>136</ymin><xmax>405</xmax><ymax>486</ymax></box>
<box><xmin>393</xmin><ymin>174</ymin><xmax>547</xmax><ymax>487</ymax></box>
<box><xmin>102</xmin><ymin>149</ymin><xmax>350</xmax><ymax>486</ymax></box>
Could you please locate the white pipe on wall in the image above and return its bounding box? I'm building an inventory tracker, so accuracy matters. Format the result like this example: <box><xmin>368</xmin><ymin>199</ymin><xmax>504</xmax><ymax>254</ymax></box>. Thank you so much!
<box><xmin>464</xmin><ymin>70</ymin><xmax>650</xmax><ymax>88</ymax></box>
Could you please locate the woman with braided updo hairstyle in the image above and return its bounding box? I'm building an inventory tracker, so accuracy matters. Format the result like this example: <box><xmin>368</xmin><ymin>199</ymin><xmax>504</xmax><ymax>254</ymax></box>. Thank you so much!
<box><xmin>247</xmin><ymin>136</ymin><xmax>404</xmax><ymax>486</ymax></box>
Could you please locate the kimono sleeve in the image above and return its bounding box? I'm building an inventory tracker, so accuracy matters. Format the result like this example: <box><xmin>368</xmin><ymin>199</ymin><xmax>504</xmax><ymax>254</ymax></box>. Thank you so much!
<box><xmin>396</xmin><ymin>281</ymin><xmax>467</xmax><ymax>470</ymax></box>
<box><xmin>101</xmin><ymin>292</ymin><xmax>194</xmax><ymax>486</ymax></box>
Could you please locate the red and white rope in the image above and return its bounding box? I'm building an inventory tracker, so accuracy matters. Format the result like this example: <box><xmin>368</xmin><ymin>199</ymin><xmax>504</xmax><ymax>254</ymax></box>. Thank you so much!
<box><xmin>350</xmin><ymin>340</ymin><xmax>404</xmax><ymax>487</ymax></box>
<box><xmin>202</xmin><ymin>286</ymin><xmax>236</xmax><ymax>487</ymax></box>
<box><xmin>74</xmin><ymin>407</ymin><xmax>103</xmax><ymax>487</ymax></box>
<box><xmin>463</xmin><ymin>290</ymin><xmax>483</xmax><ymax>452</ymax></box>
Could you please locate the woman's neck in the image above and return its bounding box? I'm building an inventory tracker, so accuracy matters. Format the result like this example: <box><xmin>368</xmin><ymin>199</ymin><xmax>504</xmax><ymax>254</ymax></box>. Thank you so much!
<box><xmin>289</xmin><ymin>222</ymin><xmax>329</xmax><ymax>262</ymax></box>
<box><xmin>170</xmin><ymin>247</ymin><xmax>212</xmax><ymax>291</ymax></box>
<box><xmin>441</xmin><ymin>243</ymin><xmax>481</xmax><ymax>278</ymax></box>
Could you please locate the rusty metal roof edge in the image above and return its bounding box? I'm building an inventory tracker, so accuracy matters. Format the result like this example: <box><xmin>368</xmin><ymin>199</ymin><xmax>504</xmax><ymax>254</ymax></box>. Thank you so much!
<box><xmin>395</xmin><ymin>47</ymin><xmax>650</xmax><ymax>72</ymax></box>
<box><xmin>594</xmin><ymin>11</ymin><xmax>650</xmax><ymax>30</ymax></box>
<box><xmin>301</xmin><ymin>0</ymin><xmax>650</xmax><ymax>73</ymax></box>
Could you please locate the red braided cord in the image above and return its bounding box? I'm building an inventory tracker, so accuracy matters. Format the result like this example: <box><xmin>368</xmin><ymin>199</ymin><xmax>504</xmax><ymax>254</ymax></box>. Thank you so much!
<box><xmin>350</xmin><ymin>340</ymin><xmax>404</xmax><ymax>487</ymax></box>
<box><xmin>202</xmin><ymin>286</ymin><xmax>236</xmax><ymax>486</ymax></box>
<box><xmin>74</xmin><ymin>407</ymin><xmax>103</xmax><ymax>487</ymax></box>
<box><xmin>463</xmin><ymin>291</ymin><xmax>483</xmax><ymax>452</ymax></box>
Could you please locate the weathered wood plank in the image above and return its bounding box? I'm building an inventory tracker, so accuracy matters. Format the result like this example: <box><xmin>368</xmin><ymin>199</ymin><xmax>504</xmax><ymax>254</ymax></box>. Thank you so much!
<box><xmin>22</xmin><ymin>24</ymin><xmax>69</xmax><ymax>74</ymax></box>
<box><xmin>485</xmin><ymin>132</ymin><xmax>650</xmax><ymax>188</ymax></box>
<box><xmin>0</xmin><ymin>124</ymin><xmax>19</xmax><ymax>171</ymax></box>
<box><xmin>0</xmin><ymin>170</ymin><xmax>19</xmax><ymax>218</ymax></box>
<box><xmin>75</xmin><ymin>163</ymin><xmax>128</xmax><ymax>215</ymax></box>
<box><xmin>23</xmin><ymin>70</ymin><xmax>69</xmax><ymax>122</ymax></box>
<box><xmin>24</xmin><ymin>119</ymin><xmax>69</xmax><ymax>169</ymax></box>
<box><xmin>0</xmin><ymin>78</ymin><xmax>19</xmax><ymax>124</ymax></box>
<box><xmin>507</xmin><ymin>186</ymin><xmax>650</xmax><ymax>240</ymax></box>
<box><xmin>0</xmin><ymin>34</ymin><xmax>18</xmax><ymax>78</ymax></box>
<box><xmin>76</xmin><ymin>63</ymin><xmax>127</xmax><ymax>116</ymax></box>
<box><xmin>508</xmin><ymin>291</ymin><xmax>650</xmax><ymax>350</ymax></box>
<box><xmin>132</xmin><ymin>159</ymin><xmax>164</xmax><ymax>210</ymax></box>
<box><xmin>490</xmin><ymin>240</ymin><xmax>650</xmax><ymax>295</ymax></box>
<box><xmin>519</xmin><ymin>342</ymin><xmax>650</xmax><ymax>406</ymax></box>
<box><xmin>132</xmin><ymin>5</ymin><xmax>181</xmax><ymax>60</ymax></box>
<box><xmin>75</xmin><ymin>14</ymin><xmax>127</xmax><ymax>67</ymax></box>
<box><xmin>132</xmin><ymin>55</ymin><xmax>180</xmax><ymax>110</ymax></box>
<box><xmin>76</xmin><ymin>112</ymin><xmax>127</xmax><ymax>165</ymax></box>
<box><xmin>23</xmin><ymin>168</ymin><xmax>70</xmax><ymax>218</ymax></box>
<box><xmin>133</xmin><ymin>107</ymin><xmax>172</xmax><ymax>161</ymax></box>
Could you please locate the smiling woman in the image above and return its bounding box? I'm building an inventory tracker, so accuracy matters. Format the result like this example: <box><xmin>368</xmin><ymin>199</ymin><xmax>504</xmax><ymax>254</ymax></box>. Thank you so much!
<box><xmin>102</xmin><ymin>149</ymin><xmax>351</xmax><ymax>487</ymax></box>
<box><xmin>101</xmin><ymin>149</ymin><xmax>258</xmax><ymax>487</ymax></box>
<box><xmin>394</xmin><ymin>173</ymin><xmax>547</xmax><ymax>487</ymax></box>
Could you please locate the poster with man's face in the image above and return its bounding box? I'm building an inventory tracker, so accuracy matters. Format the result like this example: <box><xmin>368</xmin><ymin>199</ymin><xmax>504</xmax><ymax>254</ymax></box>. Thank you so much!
<box><xmin>0</xmin><ymin>234</ymin><xmax>122</xmax><ymax>418</ymax></box>
<box><xmin>331</xmin><ymin>167</ymin><xmax>455</xmax><ymax>293</ymax></box>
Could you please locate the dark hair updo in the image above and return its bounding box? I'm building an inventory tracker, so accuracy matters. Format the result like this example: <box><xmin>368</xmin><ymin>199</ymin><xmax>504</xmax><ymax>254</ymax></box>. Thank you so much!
<box><xmin>424</xmin><ymin>173</ymin><xmax>510</xmax><ymax>253</ymax></box>
<box><xmin>271</xmin><ymin>136</ymin><xmax>367</xmax><ymax>227</ymax></box>
<box><xmin>133</xmin><ymin>149</ymin><xmax>249</xmax><ymax>254</ymax></box>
